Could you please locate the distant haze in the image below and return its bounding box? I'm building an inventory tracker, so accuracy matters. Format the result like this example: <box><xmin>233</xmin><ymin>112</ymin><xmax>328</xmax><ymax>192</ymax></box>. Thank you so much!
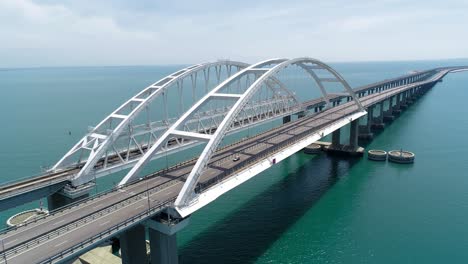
<box><xmin>1</xmin><ymin>0</ymin><xmax>468</xmax><ymax>68</ymax></box>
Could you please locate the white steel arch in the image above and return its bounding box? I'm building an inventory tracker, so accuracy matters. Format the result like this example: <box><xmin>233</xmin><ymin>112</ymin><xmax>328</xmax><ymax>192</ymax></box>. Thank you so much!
<box><xmin>118</xmin><ymin>57</ymin><xmax>364</xmax><ymax>208</ymax></box>
<box><xmin>52</xmin><ymin>60</ymin><xmax>249</xmax><ymax>186</ymax></box>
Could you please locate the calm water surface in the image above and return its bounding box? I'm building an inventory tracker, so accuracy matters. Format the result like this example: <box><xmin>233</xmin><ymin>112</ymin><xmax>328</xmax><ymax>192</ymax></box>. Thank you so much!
<box><xmin>1</xmin><ymin>60</ymin><xmax>468</xmax><ymax>263</ymax></box>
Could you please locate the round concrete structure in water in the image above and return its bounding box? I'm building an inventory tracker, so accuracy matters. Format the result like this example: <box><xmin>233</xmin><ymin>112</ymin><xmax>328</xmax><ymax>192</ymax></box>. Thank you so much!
<box><xmin>368</xmin><ymin>150</ymin><xmax>388</xmax><ymax>161</ymax></box>
<box><xmin>388</xmin><ymin>150</ymin><xmax>415</xmax><ymax>164</ymax></box>
<box><xmin>303</xmin><ymin>144</ymin><xmax>322</xmax><ymax>154</ymax></box>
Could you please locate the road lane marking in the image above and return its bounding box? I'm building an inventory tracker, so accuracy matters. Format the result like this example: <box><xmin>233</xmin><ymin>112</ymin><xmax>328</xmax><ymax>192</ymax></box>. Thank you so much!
<box><xmin>54</xmin><ymin>240</ymin><xmax>68</xmax><ymax>248</ymax></box>
<box><xmin>4</xmin><ymin>238</ymin><xmax>18</xmax><ymax>245</ymax></box>
<box><xmin>100</xmin><ymin>220</ymin><xmax>111</xmax><ymax>226</ymax></box>
<box><xmin>53</xmin><ymin>219</ymin><xmax>65</xmax><ymax>226</ymax></box>
<box><xmin>7</xmin><ymin>196</ymin><xmax>147</xmax><ymax>260</ymax></box>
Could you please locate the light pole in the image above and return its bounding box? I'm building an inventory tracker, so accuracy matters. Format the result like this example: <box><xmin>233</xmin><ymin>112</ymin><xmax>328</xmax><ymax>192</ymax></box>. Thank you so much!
<box><xmin>1</xmin><ymin>239</ymin><xmax>7</xmax><ymax>264</ymax></box>
<box><xmin>146</xmin><ymin>178</ymin><xmax>150</xmax><ymax>215</ymax></box>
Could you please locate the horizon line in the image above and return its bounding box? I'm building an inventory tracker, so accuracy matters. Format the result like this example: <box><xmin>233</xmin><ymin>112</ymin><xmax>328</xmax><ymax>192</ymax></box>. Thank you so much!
<box><xmin>1</xmin><ymin>57</ymin><xmax>468</xmax><ymax>71</ymax></box>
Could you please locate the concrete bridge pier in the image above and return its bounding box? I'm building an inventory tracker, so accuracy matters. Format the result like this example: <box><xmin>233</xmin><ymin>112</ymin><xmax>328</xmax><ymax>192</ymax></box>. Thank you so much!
<box><xmin>47</xmin><ymin>183</ymin><xmax>94</xmax><ymax>211</ymax></box>
<box><xmin>349</xmin><ymin>119</ymin><xmax>359</xmax><ymax>148</ymax></box>
<box><xmin>331</xmin><ymin>129</ymin><xmax>341</xmax><ymax>147</ymax></box>
<box><xmin>415</xmin><ymin>86</ymin><xmax>423</xmax><ymax>97</ymax></box>
<box><xmin>399</xmin><ymin>91</ymin><xmax>408</xmax><ymax>109</ymax></box>
<box><xmin>414</xmin><ymin>86</ymin><xmax>425</xmax><ymax>99</ymax></box>
<box><xmin>47</xmin><ymin>192</ymin><xmax>89</xmax><ymax>211</ymax></box>
<box><xmin>407</xmin><ymin>89</ymin><xmax>415</xmax><ymax>104</ymax></box>
<box><xmin>371</xmin><ymin>102</ymin><xmax>385</xmax><ymax>130</ymax></box>
<box><xmin>383</xmin><ymin>97</ymin><xmax>395</xmax><ymax>122</ymax></box>
<box><xmin>119</xmin><ymin>225</ymin><xmax>148</xmax><ymax>264</ymax></box>
<box><xmin>147</xmin><ymin>216</ymin><xmax>190</xmax><ymax>264</ymax></box>
<box><xmin>392</xmin><ymin>93</ymin><xmax>402</xmax><ymax>116</ymax></box>
<box><xmin>358</xmin><ymin>107</ymin><xmax>373</xmax><ymax>140</ymax></box>
<box><xmin>325</xmin><ymin>119</ymin><xmax>363</xmax><ymax>156</ymax></box>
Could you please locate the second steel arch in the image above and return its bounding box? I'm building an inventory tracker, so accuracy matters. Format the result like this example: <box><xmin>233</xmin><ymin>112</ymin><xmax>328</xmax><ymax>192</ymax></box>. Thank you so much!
<box><xmin>117</xmin><ymin>57</ymin><xmax>364</xmax><ymax>208</ymax></box>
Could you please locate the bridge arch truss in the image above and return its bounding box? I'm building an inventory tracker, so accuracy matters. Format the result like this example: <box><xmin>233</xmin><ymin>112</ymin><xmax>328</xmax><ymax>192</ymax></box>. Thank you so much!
<box><xmin>118</xmin><ymin>57</ymin><xmax>364</xmax><ymax>208</ymax></box>
<box><xmin>52</xmin><ymin>61</ymin><xmax>250</xmax><ymax>186</ymax></box>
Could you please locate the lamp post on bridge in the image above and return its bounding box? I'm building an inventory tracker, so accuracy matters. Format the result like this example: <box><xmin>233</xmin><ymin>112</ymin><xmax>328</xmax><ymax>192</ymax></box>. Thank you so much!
<box><xmin>146</xmin><ymin>177</ymin><xmax>151</xmax><ymax>215</ymax></box>
<box><xmin>1</xmin><ymin>239</ymin><xmax>7</xmax><ymax>264</ymax></box>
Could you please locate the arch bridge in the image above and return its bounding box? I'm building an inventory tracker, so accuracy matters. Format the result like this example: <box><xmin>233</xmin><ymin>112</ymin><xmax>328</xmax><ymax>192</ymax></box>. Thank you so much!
<box><xmin>0</xmin><ymin>58</ymin><xmax>467</xmax><ymax>264</ymax></box>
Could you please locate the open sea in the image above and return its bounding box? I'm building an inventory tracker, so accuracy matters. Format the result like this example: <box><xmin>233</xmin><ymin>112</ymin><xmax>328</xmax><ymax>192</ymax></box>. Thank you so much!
<box><xmin>1</xmin><ymin>59</ymin><xmax>468</xmax><ymax>263</ymax></box>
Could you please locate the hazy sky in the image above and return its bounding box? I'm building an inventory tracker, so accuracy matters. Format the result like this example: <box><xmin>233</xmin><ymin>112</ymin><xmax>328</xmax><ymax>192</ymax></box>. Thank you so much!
<box><xmin>1</xmin><ymin>0</ymin><xmax>467</xmax><ymax>67</ymax></box>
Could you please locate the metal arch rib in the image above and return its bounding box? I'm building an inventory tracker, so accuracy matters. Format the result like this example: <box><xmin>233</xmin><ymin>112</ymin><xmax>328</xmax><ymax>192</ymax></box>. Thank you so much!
<box><xmin>52</xmin><ymin>60</ymin><xmax>249</xmax><ymax>186</ymax></box>
<box><xmin>118</xmin><ymin>58</ymin><xmax>286</xmax><ymax>187</ymax></box>
<box><xmin>117</xmin><ymin>57</ymin><xmax>364</xmax><ymax>208</ymax></box>
<box><xmin>305</xmin><ymin>60</ymin><xmax>364</xmax><ymax>110</ymax></box>
<box><xmin>172</xmin><ymin>57</ymin><xmax>364</xmax><ymax>207</ymax></box>
<box><xmin>296</xmin><ymin>63</ymin><xmax>331</xmax><ymax>109</ymax></box>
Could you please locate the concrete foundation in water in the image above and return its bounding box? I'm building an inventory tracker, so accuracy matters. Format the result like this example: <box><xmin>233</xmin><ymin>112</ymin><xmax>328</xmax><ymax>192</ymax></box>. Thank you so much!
<box><xmin>6</xmin><ymin>208</ymin><xmax>48</xmax><ymax>227</ymax></box>
<box><xmin>368</xmin><ymin>150</ymin><xmax>388</xmax><ymax>161</ymax></box>
<box><xmin>388</xmin><ymin>150</ymin><xmax>415</xmax><ymax>163</ymax></box>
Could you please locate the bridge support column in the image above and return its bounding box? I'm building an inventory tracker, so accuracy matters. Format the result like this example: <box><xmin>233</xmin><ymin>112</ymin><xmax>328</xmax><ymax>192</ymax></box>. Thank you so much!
<box><xmin>47</xmin><ymin>192</ymin><xmax>89</xmax><ymax>211</ymax></box>
<box><xmin>147</xmin><ymin>216</ymin><xmax>190</xmax><ymax>264</ymax></box>
<box><xmin>120</xmin><ymin>225</ymin><xmax>148</xmax><ymax>264</ymax></box>
<box><xmin>407</xmin><ymin>89</ymin><xmax>415</xmax><ymax>104</ymax></box>
<box><xmin>325</xmin><ymin>119</ymin><xmax>363</xmax><ymax>157</ymax></box>
<box><xmin>371</xmin><ymin>102</ymin><xmax>385</xmax><ymax>130</ymax></box>
<box><xmin>47</xmin><ymin>183</ymin><xmax>93</xmax><ymax>211</ymax></box>
<box><xmin>358</xmin><ymin>107</ymin><xmax>373</xmax><ymax>140</ymax></box>
<box><xmin>331</xmin><ymin>129</ymin><xmax>341</xmax><ymax>147</ymax></box>
<box><xmin>399</xmin><ymin>92</ymin><xmax>408</xmax><ymax>109</ymax></box>
<box><xmin>392</xmin><ymin>94</ymin><xmax>402</xmax><ymax>116</ymax></box>
<box><xmin>383</xmin><ymin>97</ymin><xmax>395</xmax><ymax>122</ymax></box>
<box><xmin>349</xmin><ymin>119</ymin><xmax>359</xmax><ymax>148</ymax></box>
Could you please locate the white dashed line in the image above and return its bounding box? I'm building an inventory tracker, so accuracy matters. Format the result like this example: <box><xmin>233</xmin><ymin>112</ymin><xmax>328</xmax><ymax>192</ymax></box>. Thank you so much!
<box><xmin>99</xmin><ymin>220</ymin><xmax>111</xmax><ymax>226</ymax></box>
<box><xmin>54</xmin><ymin>240</ymin><xmax>68</xmax><ymax>248</ymax></box>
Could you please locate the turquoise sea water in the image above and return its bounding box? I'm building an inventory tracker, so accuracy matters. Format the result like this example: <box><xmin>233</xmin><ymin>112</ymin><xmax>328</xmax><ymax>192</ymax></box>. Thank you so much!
<box><xmin>1</xmin><ymin>60</ymin><xmax>468</xmax><ymax>263</ymax></box>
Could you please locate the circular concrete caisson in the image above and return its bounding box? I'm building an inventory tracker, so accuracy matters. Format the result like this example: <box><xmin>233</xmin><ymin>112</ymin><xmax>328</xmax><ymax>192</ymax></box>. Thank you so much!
<box><xmin>388</xmin><ymin>150</ymin><xmax>415</xmax><ymax>164</ymax></box>
<box><xmin>368</xmin><ymin>149</ymin><xmax>388</xmax><ymax>161</ymax></box>
<box><xmin>303</xmin><ymin>144</ymin><xmax>322</xmax><ymax>154</ymax></box>
<box><xmin>6</xmin><ymin>208</ymin><xmax>48</xmax><ymax>227</ymax></box>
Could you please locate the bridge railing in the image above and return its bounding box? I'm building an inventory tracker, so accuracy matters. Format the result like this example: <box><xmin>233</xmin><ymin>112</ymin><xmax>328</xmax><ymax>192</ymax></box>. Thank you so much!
<box><xmin>0</xmin><ymin>176</ymin><xmax>183</xmax><ymax>260</ymax></box>
<box><xmin>0</xmin><ymin>155</ymin><xmax>198</xmax><ymax>237</ymax></box>
<box><xmin>0</xmin><ymin>169</ymin><xmax>73</xmax><ymax>197</ymax></box>
<box><xmin>0</xmin><ymin>197</ymin><xmax>176</xmax><ymax>264</ymax></box>
<box><xmin>39</xmin><ymin>198</ymin><xmax>175</xmax><ymax>264</ymax></box>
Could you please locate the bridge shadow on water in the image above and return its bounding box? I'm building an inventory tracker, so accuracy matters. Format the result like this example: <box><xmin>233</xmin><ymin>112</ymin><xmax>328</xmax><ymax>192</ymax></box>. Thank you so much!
<box><xmin>179</xmin><ymin>154</ymin><xmax>360</xmax><ymax>264</ymax></box>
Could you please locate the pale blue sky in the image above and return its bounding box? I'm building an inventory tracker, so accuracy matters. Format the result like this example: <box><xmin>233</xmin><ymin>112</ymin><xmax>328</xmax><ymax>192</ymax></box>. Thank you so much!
<box><xmin>1</xmin><ymin>0</ymin><xmax>467</xmax><ymax>67</ymax></box>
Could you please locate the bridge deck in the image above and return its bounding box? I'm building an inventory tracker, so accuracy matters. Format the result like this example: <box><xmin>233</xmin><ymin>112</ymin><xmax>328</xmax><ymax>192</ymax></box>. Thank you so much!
<box><xmin>0</xmin><ymin>70</ymin><xmax>448</xmax><ymax>264</ymax></box>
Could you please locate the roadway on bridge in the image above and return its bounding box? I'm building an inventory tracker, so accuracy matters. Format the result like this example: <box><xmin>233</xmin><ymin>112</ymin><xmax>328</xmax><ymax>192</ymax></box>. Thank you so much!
<box><xmin>0</xmin><ymin>70</ymin><xmax>447</xmax><ymax>264</ymax></box>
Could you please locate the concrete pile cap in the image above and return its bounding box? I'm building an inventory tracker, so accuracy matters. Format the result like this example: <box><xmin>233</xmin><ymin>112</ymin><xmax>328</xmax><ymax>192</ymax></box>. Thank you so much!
<box><xmin>388</xmin><ymin>150</ymin><xmax>415</xmax><ymax>163</ymax></box>
<box><xmin>6</xmin><ymin>208</ymin><xmax>49</xmax><ymax>227</ymax></box>
<box><xmin>388</xmin><ymin>150</ymin><xmax>415</xmax><ymax>158</ymax></box>
<box><xmin>304</xmin><ymin>143</ymin><xmax>322</xmax><ymax>154</ymax></box>
<box><xmin>367</xmin><ymin>149</ymin><xmax>387</xmax><ymax>161</ymax></box>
